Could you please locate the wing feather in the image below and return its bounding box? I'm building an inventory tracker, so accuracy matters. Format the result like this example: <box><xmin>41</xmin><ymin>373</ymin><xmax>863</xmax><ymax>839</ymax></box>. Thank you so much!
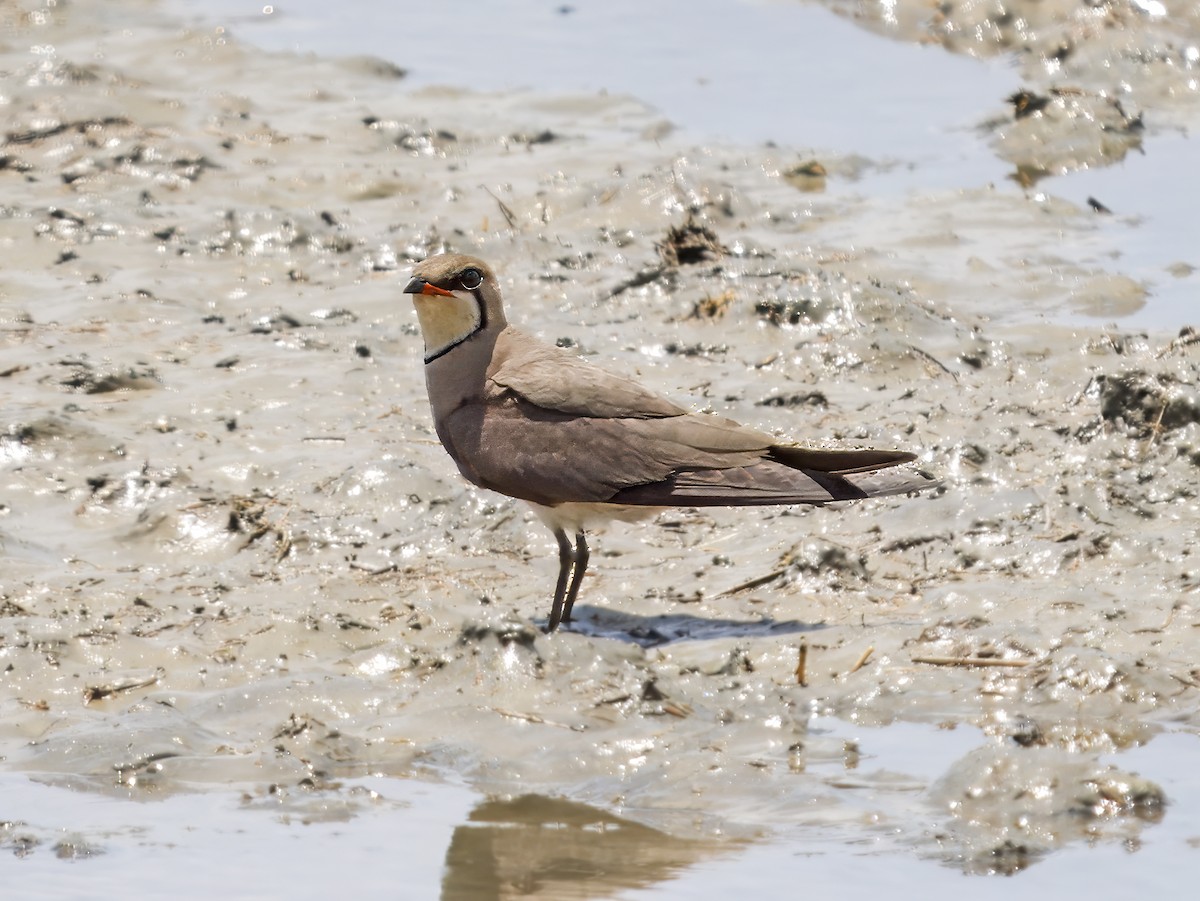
<box><xmin>489</xmin><ymin>332</ymin><xmax>683</xmax><ymax>419</ymax></box>
<box><xmin>437</xmin><ymin>327</ymin><xmax>935</xmax><ymax>509</ymax></box>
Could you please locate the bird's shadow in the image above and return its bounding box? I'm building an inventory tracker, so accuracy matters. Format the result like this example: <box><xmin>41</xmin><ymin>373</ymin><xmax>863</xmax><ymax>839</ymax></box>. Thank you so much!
<box><xmin>556</xmin><ymin>606</ymin><xmax>827</xmax><ymax>647</ymax></box>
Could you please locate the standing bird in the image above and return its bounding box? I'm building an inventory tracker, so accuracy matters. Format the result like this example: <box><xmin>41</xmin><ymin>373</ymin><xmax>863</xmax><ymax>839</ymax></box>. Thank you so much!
<box><xmin>404</xmin><ymin>253</ymin><xmax>933</xmax><ymax>631</ymax></box>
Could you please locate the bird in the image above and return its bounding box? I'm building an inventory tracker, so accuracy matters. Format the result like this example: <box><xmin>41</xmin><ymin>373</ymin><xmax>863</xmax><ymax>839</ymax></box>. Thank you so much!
<box><xmin>403</xmin><ymin>252</ymin><xmax>934</xmax><ymax>632</ymax></box>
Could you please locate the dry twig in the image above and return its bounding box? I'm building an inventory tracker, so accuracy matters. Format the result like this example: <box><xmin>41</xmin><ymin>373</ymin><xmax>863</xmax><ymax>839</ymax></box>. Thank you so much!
<box><xmin>912</xmin><ymin>655</ymin><xmax>1031</xmax><ymax>668</ymax></box>
<box><xmin>795</xmin><ymin>640</ymin><xmax>808</xmax><ymax>686</ymax></box>
<box><xmin>490</xmin><ymin>707</ymin><xmax>585</xmax><ymax>731</ymax></box>
<box><xmin>849</xmin><ymin>646</ymin><xmax>875</xmax><ymax>674</ymax></box>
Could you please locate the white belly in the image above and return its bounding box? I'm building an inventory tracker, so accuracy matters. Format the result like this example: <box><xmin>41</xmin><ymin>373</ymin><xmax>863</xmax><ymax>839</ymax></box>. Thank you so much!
<box><xmin>526</xmin><ymin>501</ymin><xmax>664</xmax><ymax>535</ymax></box>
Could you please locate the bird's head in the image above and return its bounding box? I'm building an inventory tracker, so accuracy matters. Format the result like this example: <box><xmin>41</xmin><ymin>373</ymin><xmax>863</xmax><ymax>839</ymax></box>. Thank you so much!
<box><xmin>404</xmin><ymin>253</ymin><xmax>505</xmax><ymax>362</ymax></box>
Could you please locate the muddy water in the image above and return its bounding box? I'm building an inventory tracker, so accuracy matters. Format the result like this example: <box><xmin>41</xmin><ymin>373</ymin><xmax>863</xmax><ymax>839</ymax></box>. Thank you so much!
<box><xmin>2</xmin><ymin>0</ymin><xmax>1199</xmax><ymax>895</ymax></box>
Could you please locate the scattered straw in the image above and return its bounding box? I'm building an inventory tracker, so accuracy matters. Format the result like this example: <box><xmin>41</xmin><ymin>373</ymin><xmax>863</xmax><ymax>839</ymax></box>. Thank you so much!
<box><xmin>849</xmin><ymin>646</ymin><xmax>875</xmax><ymax>674</ymax></box>
<box><xmin>912</xmin><ymin>655</ymin><xmax>1032</xmax><ymax>668</ymax></box>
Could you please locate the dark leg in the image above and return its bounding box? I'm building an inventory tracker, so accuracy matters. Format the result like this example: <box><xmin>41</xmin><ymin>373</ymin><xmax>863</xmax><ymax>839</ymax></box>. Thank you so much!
<box><xmin>560</xmin><ymin>531</ymin><xmax>589</xmax><ymax>624</ymax></box>
<box><xmin>547</xmin><ymin>529</ymin><xmax>576</xmax><ymax>632</ymax></box>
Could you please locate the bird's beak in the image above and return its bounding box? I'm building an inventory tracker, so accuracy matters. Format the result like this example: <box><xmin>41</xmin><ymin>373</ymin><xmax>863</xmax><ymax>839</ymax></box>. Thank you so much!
<box><xmin>404</xmin><ymin>277</ymin><xmax>456</xmax><ymax>297</ymax></box>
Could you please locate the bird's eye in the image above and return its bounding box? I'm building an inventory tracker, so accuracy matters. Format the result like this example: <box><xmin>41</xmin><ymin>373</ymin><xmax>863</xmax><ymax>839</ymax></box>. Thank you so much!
<box><xmin>459</xmin><ymin>268</ymin><xmax>483</xmax><ymax>290</ymax></box>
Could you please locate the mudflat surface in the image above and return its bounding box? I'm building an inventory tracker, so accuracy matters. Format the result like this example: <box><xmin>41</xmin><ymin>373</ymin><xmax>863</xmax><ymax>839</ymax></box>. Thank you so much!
<box><xmin>1</xmin><ymin>0</ymin><xmax>1199</xmax><ymax>894</ymax></box>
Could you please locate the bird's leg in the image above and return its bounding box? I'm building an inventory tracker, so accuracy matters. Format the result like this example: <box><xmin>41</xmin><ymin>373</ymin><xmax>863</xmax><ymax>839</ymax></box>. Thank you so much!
<box><xmin>560</xmin><ymin>530</ymin><xmax>589</xmax><ymax>625</ymax></box>
<box><xmin>547</xmin><ymin>528</ymin><xmax>576</xmax><ymax>632</ymax></box>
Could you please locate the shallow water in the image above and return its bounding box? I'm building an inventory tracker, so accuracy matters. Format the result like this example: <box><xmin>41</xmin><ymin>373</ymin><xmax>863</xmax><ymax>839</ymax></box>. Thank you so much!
<box><xmin>175</xmin><ymin>0</ymin><xmax>1198</xmax><ymax>327</ymax></box>
<box><xmin>7</xmin><ymin>729</ymin><xmax>1198</xmax><ymax>898</ymax></box>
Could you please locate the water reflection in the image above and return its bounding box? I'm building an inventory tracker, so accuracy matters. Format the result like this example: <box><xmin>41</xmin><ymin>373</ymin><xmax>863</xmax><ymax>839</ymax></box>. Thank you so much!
<box><xmin>442</xmin><ymin>795</ymin><xmax>736</xmax><ymax>900</ymax></box>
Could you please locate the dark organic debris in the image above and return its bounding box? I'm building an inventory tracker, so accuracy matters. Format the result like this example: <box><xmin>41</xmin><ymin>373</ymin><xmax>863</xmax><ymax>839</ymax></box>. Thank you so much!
<box><xmin>1097</xmin><ymin>370</ymin><xmax>1200</xmax><ymax>436</ymax></box>
<box><xmin>509</xmin><ymin>129</ymin><xmax>558</xmax><ymax>146</ymax></box>
<box><xmin>224</xmin><ymin>493</ymin><xmax>294</xmax><ymax>558</ymax></box>
<box><xmin>1007</xmin><ymin>716</ymin><xmax>1046</xmax><ymax>748</ymax></box>
<box><xmin>1010</xmin><ymin>163</ymin><xmax>1051</xmax><ymax>188</ymax></box>
<box><xmin>687</xmin><ymin>290</ymin><xmax>735</xmax><ymax>319</ymax></box>
<box><xmin>84</xmin><ymin>669</ymin><xmax>164</xmax><ymax>704</ymax></box>
<box><xmin>53</xmin><ymin>839</ymin><xmax>104</xmax><ymax>860</ymax></box>
<box><xmin>609</xmin><ymin>264</ymin><xmax>669</xmax><ymax>297</ymax></box>
<box><xmin>53</xmin><ymin>360</ymin><xmax>160</xmax><ymax>393</ymax></box>
<box><xmin>663</xmin><ymin>341</ymin><xmax>726</xmax><ymax>357</ymax></box>
<box><xmin>1009</xmin><ymin>89</ymin><xmax>1051</xmax><ymax>119</ymax></box>
<box><xmin>5</xmin><ymin>116</ymin><xmax>134</xmax><ymax>146</ymax></box>
<box><xmin>780</xmin><ymin>540</ymin><xmax>869</xmax><ymax>586</ymax></box>
<box><xmin>1074</xmin><ymin>774</ymin><xmax>1166</xmax><ymax>821</ymax></box>
<box><xmin>639</xmin><ymin>679</ymin><xmax>691</xmax><ymax>717</ymax></box>
<box><xmin>783</xmin><ymin>159</ymin><xmax>827</xmax><ymax>192</ymax></box>
<box><xmin>970</xmin><ymin>839</ymin><xmax>1041</xmax><ymax>876</ymax></box>
<box><xmin>273</xmin><ymin>712</ymin><xmax>318</xmax><ymax>740</ymax></box>
<box><xmin>754</xmin><ymin>296</ymin><xmax>823</xmax><ymax>326</ymax></box>
<box><xmin>756</xmin><ymin>391</ymin><xmax>828</xmax><ymax>408</ymax></box>
<box><xmin>250</xmin><ymin>312</ymin><xmax>304</xmax><ymax>334</ymax></box>
<box><xmin>656</xmin><ymin>214</ymin><xmax>724</xmax><ymax>267</ymax></box>
<box><xmin>0</xmin><ymin>153</ymin><xmax>34</xmax><ymax>173</ymax></box>
<box><xmin>458</xmin><ymin>621</ymin><xmax>540</xmax><ymax>650</ymax></box>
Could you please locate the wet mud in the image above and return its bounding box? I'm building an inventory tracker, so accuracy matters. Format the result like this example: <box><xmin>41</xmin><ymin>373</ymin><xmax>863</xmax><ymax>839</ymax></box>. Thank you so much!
<box><xmin>1</xmin><ymin>0</ymin><xmax>1199</xmax><ymax>887</ymax></box>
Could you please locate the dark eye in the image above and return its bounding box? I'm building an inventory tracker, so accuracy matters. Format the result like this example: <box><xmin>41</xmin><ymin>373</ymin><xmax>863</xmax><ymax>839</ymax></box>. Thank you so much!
<box><xmin>459</xmin><ymin>267</ymin><xmax>483</xmax><ymax>290</ymax></box>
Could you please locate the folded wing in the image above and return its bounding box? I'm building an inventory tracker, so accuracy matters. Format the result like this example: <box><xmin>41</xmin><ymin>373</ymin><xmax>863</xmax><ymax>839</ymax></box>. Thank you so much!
<box><xmin>455</xmin><ymin>328</ymin><xmax>933</xmax><ymax>507</ymax></box>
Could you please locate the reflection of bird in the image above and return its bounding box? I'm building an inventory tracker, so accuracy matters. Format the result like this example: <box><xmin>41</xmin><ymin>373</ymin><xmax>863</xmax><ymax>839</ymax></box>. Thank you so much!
<box><xmin>404</xmin><ymin>253</ymin><xmax>935</xmax><ymax>631</ymax></box>
<box><xmin>441</xmin><ymin>795</ymin><xmax>734</xmax><ymax>900</ymax></box>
